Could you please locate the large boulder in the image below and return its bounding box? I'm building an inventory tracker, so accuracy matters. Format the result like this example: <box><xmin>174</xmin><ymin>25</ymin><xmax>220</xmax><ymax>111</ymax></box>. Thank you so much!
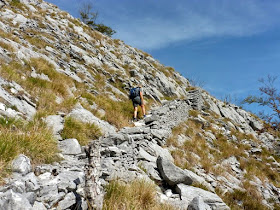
<box><xmin>11</xmin><ymin>154</ymin><xmax>32</xmax><ymax>175</ymax></box>
<box><xmin>157</xmin><ymin>156</ymin><xmax>192</xmax><ymax>186</ymax></box>
<box><xmin>176</xmin><ymin>184</ymin><xmax>230</xmax><ymax>210</ymax></box>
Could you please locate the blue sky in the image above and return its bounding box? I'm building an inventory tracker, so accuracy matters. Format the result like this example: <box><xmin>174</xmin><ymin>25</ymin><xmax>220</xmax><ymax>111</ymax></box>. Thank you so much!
<box><xmin>46</xmin><ymin>0</ymin><xmax>280</xmax><ymax>114</ymax></box>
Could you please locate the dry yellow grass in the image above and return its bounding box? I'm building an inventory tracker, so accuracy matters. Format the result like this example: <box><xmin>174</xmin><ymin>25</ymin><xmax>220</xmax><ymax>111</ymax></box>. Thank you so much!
<box><xmin>103</xmin><ymin>179</ymin><xmax>174</xmax><ymax>210</ymax></box>
<box><xmin>61</xmin><ymin>117</ymin><xmax>102</xmax><ymax>146</ymax></box>
<box><xmin>0</xmin><ymin>117</ymin><xmax>59</xmax><ymax>180</ymax></box>
<box><xmin>0</xmin><ymin>41</ymin><xmax>15</xmax><ymax>52</ymax></box>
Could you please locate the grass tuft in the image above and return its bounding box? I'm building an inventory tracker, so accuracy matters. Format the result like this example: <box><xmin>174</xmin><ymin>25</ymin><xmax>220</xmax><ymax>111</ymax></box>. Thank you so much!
<box><xmin>103</xmin><ymin>179</ymin><xmax>174</xmax><ymax>210</ymax></box>
<box><xmin>61</xmin><ymin>117</ymin><xmax>101</xmax><ymax>145</ymax></box>
<box><xmin>0</xmin><ymin>117</ymin><xmax>59</xmax><ymax>180</ymax></box>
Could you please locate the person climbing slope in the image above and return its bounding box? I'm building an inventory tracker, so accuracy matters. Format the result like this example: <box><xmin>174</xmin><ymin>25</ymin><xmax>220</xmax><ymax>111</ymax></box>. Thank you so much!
<box><xmin>129</xmin><ymin>84</ymin><xmax>146</xmax><ymax>122</ymax></box>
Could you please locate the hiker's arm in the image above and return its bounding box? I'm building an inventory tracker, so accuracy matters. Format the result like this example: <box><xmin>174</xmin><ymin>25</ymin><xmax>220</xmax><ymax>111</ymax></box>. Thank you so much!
<box><xmin>140</xmin><ymin>91</ymin><xmax>145</xmax><ymax>105</ymax></box>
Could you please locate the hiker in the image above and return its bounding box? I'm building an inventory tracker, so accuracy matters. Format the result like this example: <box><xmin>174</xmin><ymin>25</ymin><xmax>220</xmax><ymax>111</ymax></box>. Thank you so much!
<box><xmin>129</xmin><ymin>85</ymin><xmax>146</xmax><ymax>121</ymax></box>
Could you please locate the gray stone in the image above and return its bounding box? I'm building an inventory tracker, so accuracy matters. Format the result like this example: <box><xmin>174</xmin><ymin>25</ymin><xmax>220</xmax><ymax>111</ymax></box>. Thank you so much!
<box><xmin>11</xmin><ymin>154</ymin><xmax>32</xmax><ymax>175</ymax></box>
<box><xmin>57</xmin><ymin>192</ymin><xmax>76</xmax><ymax>209</ymax></box>
<box><xmin>187</xmin><ymin>196</ymin><xmax>211</xmax><ymax>210</ymax></box>
<box><xmin>44</xmin><ymin>115</ymin><xmax>64</xmax><ymax>135</ymax></box>
<box><xmin>24</xmin><ymin>172</ymin><xmax>39</xmax><ymax>192</ymax></box>
<box><xmin>120</xmin><ymin>127</ymin><xmax>144</xmax><ymax>134</ymax></box>
<box><xmin>31</xmin><ymin>201</ymin><xmax>47</xmax><ymax>210</ymax></box>
<box><xmin>148</xmin><ymin>142</ymin><xmax>174</xmax><ymax>162</ymax></box>
<box><xmin>157</xmin><ymin>156</ymin><xmax>193</xmax><ymax>186</ymax></box>
<box><xmin>24</xmin><ymin>192</ymin><xmax>36</xmax><ymax>205</ymax></box>
<box><xmin>184</xmin><ymin>170</ymin><xmax>214</xmax><ymax>192</ymax></box>
<box><xmin>144</xmin><ymin>115</ymin><xmax>159</xmax><ymax>124</ymax></box>
<box><xmin>101</xmin><ymin>134</ymin><xmax>128</xmax><ymax>146</ymax></box>
<box><xmin>176</xmin><ymin>184</ymin><xmax>230</xmax><ymax>210</ymax></box>
<box><xmin>38</xmin><ymin>183</ymin><xmax>58</xmax><ymax>203</ymax></box>
<box><xmin>1</xmin><ymin>190</ymin><xmax>32</xmax><ymax>210</ymax></box>
<box><xmin>138</xmin><ymin>147</ymin><xmax>157</xmax><ymax>162</ymax></box>
<box><xmin>249</xmin><ymin>120</ymin><xmax>263</xmax><ymax>131</ymax></box>
<box><xmin>10</xmin><ymin>180</ymin><xmax>25</xmax><ymax>194</ymax></box>
<box><xmin>59</xmin><ymin>138</ymin><xmax>81</xmax><ymax>155</ymax></box>
<box><xmin>151</xmin><ymin>129</ymin><xmax>170</xmax><ymax>140</ymax></box>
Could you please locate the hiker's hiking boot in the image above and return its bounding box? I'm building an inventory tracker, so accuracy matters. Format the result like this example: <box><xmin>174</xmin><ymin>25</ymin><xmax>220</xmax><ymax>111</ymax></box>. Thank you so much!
<box><xmin>133</xmin><ymin>118</ymin><xmax>137</xmax><ymax>122</ymax></box>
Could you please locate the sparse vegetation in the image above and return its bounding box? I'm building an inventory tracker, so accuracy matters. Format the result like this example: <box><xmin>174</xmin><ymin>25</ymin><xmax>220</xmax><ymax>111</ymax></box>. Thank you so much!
<box><xmin>167</xmin><ymin>109</ymin><xmax>280</xmax><ymax>209</ymax></box>
<box><xmin>0</xmin><ymin>58</ymin><xmax>77</xmax><ymax>116</ymax></box>
<box><xmin>103</xmin><ymin>179</ymin><xmax>174</xmax><ymax>210</ymax></box>
<box><xmin>221</xmin><ymin>182</ymin><xmax>269</xmax><ymax>210</ymax></box>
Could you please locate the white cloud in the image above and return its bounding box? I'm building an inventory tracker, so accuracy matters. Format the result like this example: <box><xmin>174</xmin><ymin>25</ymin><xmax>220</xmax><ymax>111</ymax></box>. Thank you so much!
<box><xmin>107</xmin><ymin>0</ymin><xmax>280</xmax><ymax>50</ymax></box>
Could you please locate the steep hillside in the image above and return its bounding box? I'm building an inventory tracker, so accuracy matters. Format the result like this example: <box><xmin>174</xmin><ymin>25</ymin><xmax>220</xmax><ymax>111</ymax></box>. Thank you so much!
<box><xmin>0</xmin><ymin>0</ymin><xmax>279</xmax><ymax>210</ymax></box>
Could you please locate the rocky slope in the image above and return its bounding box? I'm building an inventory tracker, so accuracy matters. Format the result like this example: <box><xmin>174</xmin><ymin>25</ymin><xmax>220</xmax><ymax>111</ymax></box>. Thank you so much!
<box><xmin>0</xmin><ymin>0</ymin><xmax>279</xmax><ymax>209</ymax></box>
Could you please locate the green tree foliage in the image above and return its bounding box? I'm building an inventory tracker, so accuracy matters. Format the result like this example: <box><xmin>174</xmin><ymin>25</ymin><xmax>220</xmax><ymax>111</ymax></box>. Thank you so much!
<box><xmin>93</xmin><ymin>23</ymin><xmax>116</xmax><ymax>37</ymax></box>
<box><xmin>243</xmin><ymin>75</ymin><xmax>280</xmax><ymax>130</ymax></box>
<box><xmin>79</xmin><ymin>2</ymin><xmax>116</xmax><ymax>37</ymax></box>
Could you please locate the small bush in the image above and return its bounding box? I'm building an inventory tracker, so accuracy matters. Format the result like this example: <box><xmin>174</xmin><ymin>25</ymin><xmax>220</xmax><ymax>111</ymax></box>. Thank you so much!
<box><xmin>61</xmin><ymin>117</ymin><xmax>101</xmax><ymax>145</ymax></box>
<box><xmin>103</xmin><ymin>179</ymin><xmax>174</xmax><ymax>210</ymax></box>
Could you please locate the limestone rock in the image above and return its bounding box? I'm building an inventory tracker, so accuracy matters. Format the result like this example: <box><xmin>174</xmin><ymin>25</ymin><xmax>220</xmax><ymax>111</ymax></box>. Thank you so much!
<box><xmin>44</xmin><ymin>115</ymin><xmax>64</xmax><ymax>136</ymax></box>
<box><xmin>59</xmin><ymin>139</ymin><xmax>81</xmax><ymax>155</ymax></box>
<box><xmin>57</xmin><ymin>192</ymin><xmax>76</xmax><ymax>209</ymax></box>
<box><xmin>11</xmin><ymin>154</ymin><xmax>32</xmax><ymax>175</ymax></box>
<box><xmin>176</xmin><ymin>184</ymin><xmax>230</xmax><ymax>210</ymax></box>
<box><xmin>157</xmin><ymin>156</ymin><xmax>193</xmax><ymax>186</ymax></box>
<box><xmin>0</xmin><ymin>190</ymin><xmax>33</xmax><ymax>210</ymax></box>
<box><xmin>68</xmin><ymin>106</ymin><xmax>116</xmax><ymax>135</ymax></box>
<box><xmin>187</xmin><ymin>196</ymin><xmax>211</xmax><ymax>210</ymax></box>
<box><xmin>31</xmin><ymin>201</ymin><xmax>47</xmax><ymax>210</ymax></box>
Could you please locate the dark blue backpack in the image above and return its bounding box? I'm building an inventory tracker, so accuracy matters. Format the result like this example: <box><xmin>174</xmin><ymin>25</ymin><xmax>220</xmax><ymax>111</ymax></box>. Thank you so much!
<box><xmin>129</xmin><ymin>87</ymin><xmax>140</xmax><ymax>99</ymax></box>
